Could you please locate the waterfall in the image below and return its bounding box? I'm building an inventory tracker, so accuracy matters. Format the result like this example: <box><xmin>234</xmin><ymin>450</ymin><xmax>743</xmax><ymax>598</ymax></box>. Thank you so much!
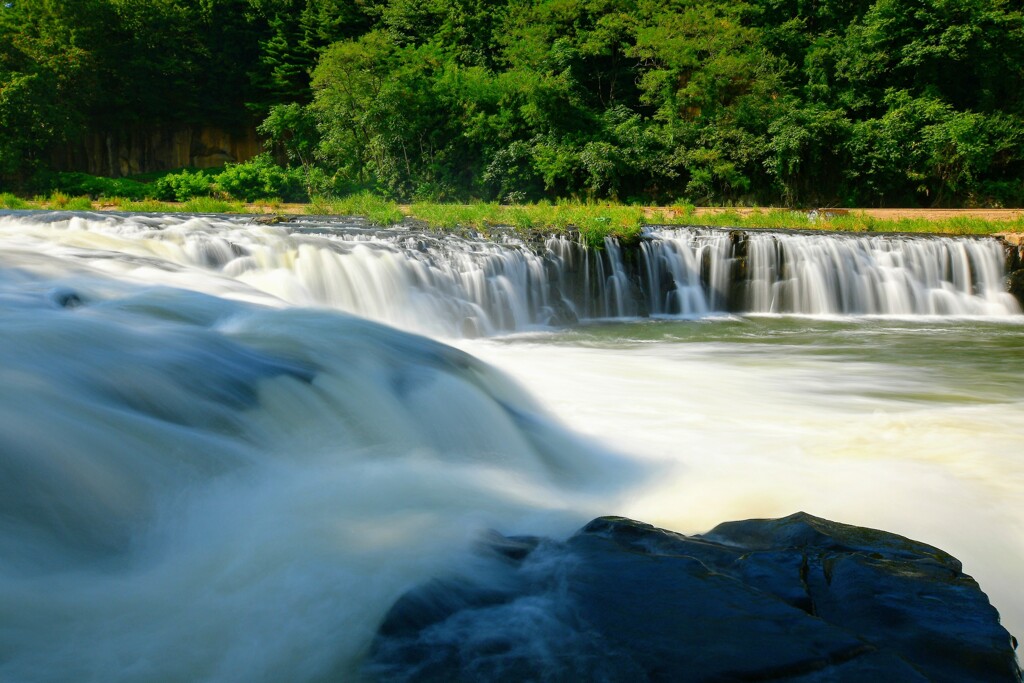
<box><xmin>0</xmin><ymin>212</ymin><xmax>570</xmax><ymax>336</ymax></box>
<box><xmin>745</xmin><ymin>231</ymin><xmax>1019</xmax><ymax>315</ymax></box>
<box><xmin>0</xmin><ymin>213</ymin><xmax>1018</xmax><ymax>340</ymax></box>
<box><xmin>645</xmin><ymin>227</ymin><xmax>1020</xmax><ymax>318</ymax></box>
<box><xmin>640</xmin><ymin>229</ymin><xmax>733</xmax><ymax>316</ymax></box>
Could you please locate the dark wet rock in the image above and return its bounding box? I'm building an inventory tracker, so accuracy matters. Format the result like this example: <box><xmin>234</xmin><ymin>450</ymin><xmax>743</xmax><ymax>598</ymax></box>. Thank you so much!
<box><xmin>251</xmin><ymin>214</ymin><xmax>286</xmax><ymax>225</ymax></box>
<box><xmin>50</xmin><ymin>287</ymin><xmax>84</xmax><ymax>308</ymax></box>
<box><xmin>365</xmin><ymin>512</ymin><xmax>1021</xmax><ymax>682</ymax></box>
<box><xmin>1008</xmin><ymin>269</ymin><xmax>1024</xmax><ymax>306</ymax></box>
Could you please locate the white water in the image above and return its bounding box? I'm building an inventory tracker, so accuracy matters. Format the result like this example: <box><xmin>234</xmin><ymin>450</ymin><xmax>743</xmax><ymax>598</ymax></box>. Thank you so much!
<box><xmin>642</xmin><ymin>228</ymin><xmax>732</xmax><ymax>314</ymax></box>
<box><xmin>0</xmin><ymin>211</ymin><xmax>569</xmax><ymax>337</ymax></box>
<box><xmin>646</xmin><ymin>227</ymin><xmax>1019</xmax><ymax>316</ymax></box>
<box><xmin>465</xmin><ymin>323</ymin><xmax>1024</xmax><ymax>643</ymax></box>
<box><xmin>0</xmin><ymin>211</ymin><xmax>1021</xmax><ymax>680</ymax></box>
<box><xmin>0</xmin><ymin>259</ymin><xmax>634</xmax><ymax>680</ymax></box>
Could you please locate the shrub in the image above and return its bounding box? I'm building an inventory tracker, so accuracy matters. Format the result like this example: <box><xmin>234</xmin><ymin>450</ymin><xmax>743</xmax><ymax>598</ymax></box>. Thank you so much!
<box><xmin>0</xmin><ymin>192</ymin><xmax>29</xmax><ymax>209</ymax></box>
<box><xmin>64</xmin><ymin>196</ymin><xmax>94</xmax><ymax>211</ymax></box>
<box><xmin>45</xmin><ymin>191</ymin><xmax>70</xmax><ymax>208</ymax></box>
<box><xmin>42</xmin><ymin>172</ymin><xmax>151</xmax><ymax>200</ymax></box>
<box><xmin>214</xmin><ymin>154</ymin><xmax>306</xmax><ymax>203</ymax></box>
<box><xmin>153</xmin><ymin>169</ymin><xmax>215</xmax><ymax>202</ymax></box>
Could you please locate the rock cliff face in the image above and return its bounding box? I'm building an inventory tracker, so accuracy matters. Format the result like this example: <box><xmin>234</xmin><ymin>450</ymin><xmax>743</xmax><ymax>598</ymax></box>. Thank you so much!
<box><xmin>1001</xmin><ymin>234</ymin><xmax>1024</xmax><ymax>305</ymax></box>
<box><xmin>51</xmin><ymin>125</ymin><xmax>262</xmax><ymax>177</ymax></box>
<box><xmin>366</xmin><ymin>512</ymin><xmax>1021</xmax><ymax>682</ymax></box>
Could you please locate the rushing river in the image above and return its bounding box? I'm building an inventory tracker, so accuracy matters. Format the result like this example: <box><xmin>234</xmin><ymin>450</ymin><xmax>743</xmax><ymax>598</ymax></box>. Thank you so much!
<box><xmin>463</xmin><ymin>318</ymin><xmax>1024</xmax><ymax>645</ymax></box>
<box><xmin>0</xmin><ymin>211</ymin><xmax>1021</xmax><ymax>681</ymax></box>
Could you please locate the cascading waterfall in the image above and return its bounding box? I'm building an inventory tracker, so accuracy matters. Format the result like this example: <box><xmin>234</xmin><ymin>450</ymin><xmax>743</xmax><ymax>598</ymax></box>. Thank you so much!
<box><xmin>599</xmin><ymin>236</ymin><xmax>638</xmax><ymax>318</ymax></box>
<box><xmin>0</xmin><ymin>212</ymin><xmax>571</xmax><ymax>336</ymax></box>
<box><xmin>208</xmin><ymin>221</ymin><xmax>565</xmax><ymax>335</ymax></box>
<box><xmin>543</xmin><ymin>233</ymin><xmax>637</xmax><ymax>320</ymax></box>
<box><xmin>0</xmin><ymin>214</ymin><xmax>1018</xmax><ymax>343</ymax></box>
<box><xmin>645</xmin><ymin>227</ymin><xmax>1020</xmax><ymax>317</ymax></box>
<box><xmin>742</xmin><ymin>231</ymin><xmax>1017</xmax><ymax>315</ymax></box>
<box><xmin>641</xmin><ymin>229</ymin><xmax>733</xmax><ymax>316</ymax></box>
<box><xmin>0</xmin><ymin>212</ymin><xmax>648</xmax><ymax>335</ymax></box>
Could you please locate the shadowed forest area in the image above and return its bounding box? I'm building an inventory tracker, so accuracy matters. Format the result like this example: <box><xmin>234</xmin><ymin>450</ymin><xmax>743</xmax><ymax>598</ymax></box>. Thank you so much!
<box><xmin>2</xmin><ymin>0</ymin><xmax>1023</xmax><ymax>207</ymax></box>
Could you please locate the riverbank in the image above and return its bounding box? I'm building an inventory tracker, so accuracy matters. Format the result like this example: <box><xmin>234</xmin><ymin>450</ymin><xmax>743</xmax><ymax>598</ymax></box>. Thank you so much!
<box><xmin>4</xmin><ymin>191</ymin><xmax>1024</xmax><ymax>242</ymax></box>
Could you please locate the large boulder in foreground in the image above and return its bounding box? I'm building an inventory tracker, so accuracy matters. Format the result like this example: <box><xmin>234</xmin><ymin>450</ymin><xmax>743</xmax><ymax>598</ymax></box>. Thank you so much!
<box><xmin>365</xmin><ymin>512</ymin><xmax>1021</xmax><ymax>682</ymax></box>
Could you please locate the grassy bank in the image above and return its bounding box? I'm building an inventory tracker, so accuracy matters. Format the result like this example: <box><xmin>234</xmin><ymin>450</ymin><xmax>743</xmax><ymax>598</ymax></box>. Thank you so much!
<box><xmin>4</xmin><ymin>191</ymin><xmax>1023</xmax><ymax>243</ymax></box>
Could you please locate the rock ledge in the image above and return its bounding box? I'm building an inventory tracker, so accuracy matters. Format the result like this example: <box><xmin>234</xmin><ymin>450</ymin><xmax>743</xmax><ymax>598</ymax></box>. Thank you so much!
<box><xmin>366</xmin><ymin>512</ymin><xmax>1021</xmax><ymax>682</ymax></box>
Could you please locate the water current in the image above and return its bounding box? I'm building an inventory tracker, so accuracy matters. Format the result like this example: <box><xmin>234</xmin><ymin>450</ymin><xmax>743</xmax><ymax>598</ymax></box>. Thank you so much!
<box><xmin>1</xmin><ymin>210</ymin><xmax>1021</xmax><ymax>680</ymax></box>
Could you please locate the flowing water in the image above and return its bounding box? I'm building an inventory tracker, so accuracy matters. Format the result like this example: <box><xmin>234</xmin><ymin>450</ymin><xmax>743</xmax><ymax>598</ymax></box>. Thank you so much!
<box><xmin>0</xmin><ymin>210</ymin><xmax>1021</xmax><ymax>681</ymax></box>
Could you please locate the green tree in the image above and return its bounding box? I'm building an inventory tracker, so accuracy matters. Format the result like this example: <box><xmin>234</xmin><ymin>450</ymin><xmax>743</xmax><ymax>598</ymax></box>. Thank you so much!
<box><xmin>836</xmin><ymin>0</ymin><xmax>1024</xmax><ymax>113</ymax></box>
<box><xmin>765</xmin><ymin>103</ymin><xmax>851</xmax><ymax>204</ymax></box>
<box><xmin>0</xmin><ymin>0</ymin><xmax>106</xmax><ymax>178</ymax></box>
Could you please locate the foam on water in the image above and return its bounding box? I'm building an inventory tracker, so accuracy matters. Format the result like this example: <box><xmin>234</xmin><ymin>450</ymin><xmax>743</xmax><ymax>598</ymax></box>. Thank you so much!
<box><xmin>462</xmin><ymin>321</ymin><xmax>1024</xmax><ymax>642</ymax></box>
<box><xmin>0</xmin><ymin>242</ymin><xmax>637</xmax><ymax>681</ymax></box>
<box><xmin>1</xmin><ymin>211</ymin><xmax>1021</xmax><ymax>679</ymax></box>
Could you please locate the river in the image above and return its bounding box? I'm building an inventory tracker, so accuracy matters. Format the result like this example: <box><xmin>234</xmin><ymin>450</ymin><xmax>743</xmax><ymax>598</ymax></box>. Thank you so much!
<box><xmin>1</xmin><ymin>211</ymin><xmax>1020</xmax><ymax>681</ymax></box>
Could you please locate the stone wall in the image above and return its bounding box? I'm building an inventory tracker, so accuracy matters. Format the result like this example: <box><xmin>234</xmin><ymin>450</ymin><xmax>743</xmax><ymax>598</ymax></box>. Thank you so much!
<box><xmin>51</xmin><ymin>125</ymin><xmax>263</xmax><ymax>177</ymax></box>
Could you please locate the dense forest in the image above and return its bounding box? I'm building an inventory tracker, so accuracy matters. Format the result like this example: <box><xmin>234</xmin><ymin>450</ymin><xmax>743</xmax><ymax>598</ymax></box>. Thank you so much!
<box><xmin>2</xmin><ymin>0</ymin><xmax>1023</xmax><ymax>206</ymax></box>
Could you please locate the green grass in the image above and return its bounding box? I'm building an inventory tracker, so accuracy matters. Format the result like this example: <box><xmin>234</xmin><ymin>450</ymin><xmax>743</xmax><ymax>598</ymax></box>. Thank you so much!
<box><xmin>65</xmin><ymin>196</ymin><xmax>95</xmax><ymax>211</ymax></box>
<box><xmin>402</xmin><ymin>201</ymin><xmax>1017</xmax><ymax>243</ymax></box>
<box><xmin>674</xmin><ymin>208</ymin><xmax>1024</xmax><ymax>235</ymax></box>
<box><xmin>407</xmin><ymin>202</ymin><xmax>1024</xmax><ymax>242</ymax></box>
<box><xmin>26</xmin><ymin>192</ymin><xmax>97</xmax><ymax>210</ymax></box>
<box><xmin>307</xmin><ymin>191</ymin><xmax>404</xmax><ymax>225</ymax></box>
<box><xmin>407</xmin><ymin>201</ymin><xmax>504</xmax><ymax>230</ymax></box>
<box><xmin>407</xmin><ymin>200</ymin><xmax>658</xmax><ymax>247</ymax></box>
<box><xmin>1</xmin><ymin>192</ymin><xmax>30</xmax><ymax>209</ymax></box>
<box><xmin>106</xmin><ymin>197</ymin><xmax>245</xmax><ymax>213</ymax></box>
<box><xmin>674</xmin><ymin>209</ymin><xmax>813</xmax><ymax>230</ymax></box>
<box><xmin>116</xmin><ymin>199</ymin><xmax>175</xmax><ymax>213</ymax></box>
<box><xmin>4</xmin><ymin>189</ymin><xmax>1022</xmax><ymax>239</ymax></box>
<box><xmin>182</xmin><ymin>197</ymin><xmax>245</xmax><ymax>213</ymax></box>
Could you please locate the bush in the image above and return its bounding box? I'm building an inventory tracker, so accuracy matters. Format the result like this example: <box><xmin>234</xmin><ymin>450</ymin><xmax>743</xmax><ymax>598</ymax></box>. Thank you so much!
<box><xmin>214</xmin><ymin>154</ymin><xmax>307</xmax><ymax>203</ymax></box>
<box><xmin>974</xmin><ymin>180</ymin><xmax>1024</xmax><ymax>207</ymax></box>
<box><xmin>153</xmin><ymin>169</ymin><xmax>215</xmax><ymax>201</ymax></box>
<box><xmin>64</xmin><ymin>196</ymin><xmax>95</xmax><ymax>210</ymax></box>
<box><xmin>41</xmin><ymin>172</ymin><xmax>152</xmax><ymax>200</ymax></box>
<box><xmin>0</xmin><ymin>192</ymin><xmax>29</xmax><ymax>209</ymax></box>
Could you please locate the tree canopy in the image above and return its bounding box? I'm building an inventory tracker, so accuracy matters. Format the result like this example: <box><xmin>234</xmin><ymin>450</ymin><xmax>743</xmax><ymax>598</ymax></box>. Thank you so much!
<box><xmin>1</xmin><ymin>0</ymin><xmax>1022</xmax><ymax>205</ymax></box>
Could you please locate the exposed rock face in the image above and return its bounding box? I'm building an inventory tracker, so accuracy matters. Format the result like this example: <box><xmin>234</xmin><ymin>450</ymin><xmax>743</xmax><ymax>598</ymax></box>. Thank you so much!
<box><xmin>51</xmin><ymin>125</ymin><xmax>263</xmax><ymax>177</ymax></box>
<box><xmin>365</xmin><ymin>513</ymin><xmax>1021</xmax><ymax>682</ymax></box>
<box><xmin>1001</xmin><ymin>234</ymin><xmax>1024</xmax><ymax>305</ymax></box>
<box><xmin>1009</xmin><ymin>269</ymin><xmax>1024</xmax><ymax>306</ymax></box>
